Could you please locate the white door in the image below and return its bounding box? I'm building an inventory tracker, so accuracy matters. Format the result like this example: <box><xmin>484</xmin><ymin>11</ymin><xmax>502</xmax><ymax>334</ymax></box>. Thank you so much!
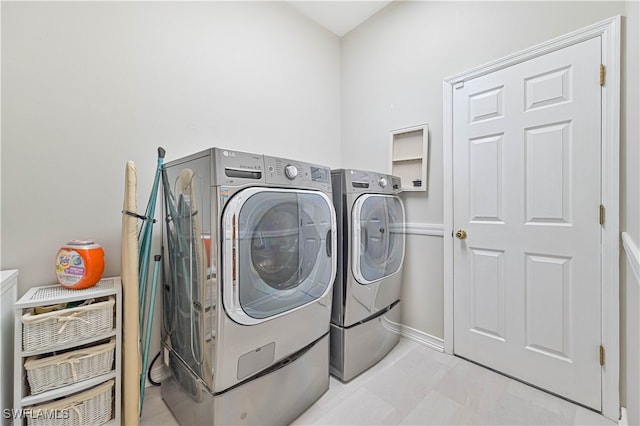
<box><xmin>453</xmin><ymin>36</ymin><xmax>602</xmax><ymax>409</ymax></box>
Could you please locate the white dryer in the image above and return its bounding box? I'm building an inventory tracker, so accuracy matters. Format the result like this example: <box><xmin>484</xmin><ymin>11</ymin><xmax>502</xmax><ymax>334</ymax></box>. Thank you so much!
<box><xmin>161</xmin><ymin>148</ymin><xmax>336</xmax><ymax>425</ymax></box>
<box><xmin>330</xmin><ymin>169</ymin><xmax>405</xmax><ymax>382</ymax></box>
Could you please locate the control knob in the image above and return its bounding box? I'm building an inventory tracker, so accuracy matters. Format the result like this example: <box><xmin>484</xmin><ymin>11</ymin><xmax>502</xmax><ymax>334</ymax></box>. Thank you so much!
<box><xmin>284</xmin><ymin>165</ymin><xmax>298</xmax><ymax>180</ymax></box>
<box><xmin>379</xmin><ymin>177</ymin><xmax>388</xmax><ymax>188</ymax></box>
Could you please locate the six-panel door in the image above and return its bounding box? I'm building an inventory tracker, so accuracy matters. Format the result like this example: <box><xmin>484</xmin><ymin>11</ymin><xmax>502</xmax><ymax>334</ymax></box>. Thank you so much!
<box><xmin>452</xmin><ymin>36</ymin><xmax>602</xmax><ymax>409</ymax></box>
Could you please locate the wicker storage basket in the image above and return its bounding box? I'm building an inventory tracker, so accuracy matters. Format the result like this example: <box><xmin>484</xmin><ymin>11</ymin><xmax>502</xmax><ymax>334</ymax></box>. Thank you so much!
<box><xmin>25</xmin><ymin>379</ymin><xmax>114</xmax><ymax>426</ymax></box>
<box><xmin>22</xmin><ymin>298</ymin><xmax>114</xmax><ymax>352</ymax></box>
<box><xmin>25</xmin><ymin>338</ymin><xmax>116</xmax><ymax>394</ymax></box>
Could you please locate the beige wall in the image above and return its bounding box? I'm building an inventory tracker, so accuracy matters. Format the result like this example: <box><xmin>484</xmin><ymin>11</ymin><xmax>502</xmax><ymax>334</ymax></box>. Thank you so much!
<box><xmin>1</xmin><ymin>2</ymin><xmax>342</xmax><ymax>293</ymax></box>
<box><xmin>401</xmin><ymin>233</ymin><xmax>443</xmax><ymax>338</ymax></box>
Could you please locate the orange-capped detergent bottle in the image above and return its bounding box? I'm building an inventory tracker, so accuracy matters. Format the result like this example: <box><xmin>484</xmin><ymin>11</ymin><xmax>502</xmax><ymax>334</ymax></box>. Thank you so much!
<box><xmin>55</xmin><ymin>240</ymin><xmax>105</xmax><ymax>289</ymax></box>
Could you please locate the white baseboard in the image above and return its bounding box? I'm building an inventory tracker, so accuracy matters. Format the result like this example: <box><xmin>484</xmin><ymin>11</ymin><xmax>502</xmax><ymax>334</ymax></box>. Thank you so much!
<box><xmin>383</xmin><ymin>318</ymin><xmax>444</xmax><ymax>352</ymax></box>
<box><xmin>619</xmin><ymin>406</ymin><xmax>628</xmax><ymax>426</ymax></box>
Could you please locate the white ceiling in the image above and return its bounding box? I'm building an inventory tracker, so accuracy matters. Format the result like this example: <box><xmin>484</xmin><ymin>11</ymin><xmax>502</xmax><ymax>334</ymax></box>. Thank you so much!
<box><xmin>286</xmin><ymin>1</ymin><xmax>393</xmax><ymax>37</ymax></box>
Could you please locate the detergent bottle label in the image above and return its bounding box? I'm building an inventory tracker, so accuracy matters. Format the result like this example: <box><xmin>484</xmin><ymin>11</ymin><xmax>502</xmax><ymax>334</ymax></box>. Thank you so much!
<box><xmin>55</xmin><ymin>249</ymin><xmax>85</xmax><ymax>285</ymax></box>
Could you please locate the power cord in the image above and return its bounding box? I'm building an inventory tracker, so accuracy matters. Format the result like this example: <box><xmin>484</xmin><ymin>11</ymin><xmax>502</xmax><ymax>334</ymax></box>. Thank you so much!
<box><xmin>148</xmin><ymin>351</ymin><xmax>162</xmax><ymax>386</ymax></box>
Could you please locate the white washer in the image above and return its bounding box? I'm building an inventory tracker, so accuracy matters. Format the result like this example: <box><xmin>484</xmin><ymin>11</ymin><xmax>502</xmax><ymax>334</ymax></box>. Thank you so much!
<box><xmin>161</xmin><ymin>148</ymin><xmax>336</xmax><ymax>425</ymax></box>
<box><xmin>329</xmin><ymin>169</ymin><xmax>405</xmax><ymax>382</ymax></box>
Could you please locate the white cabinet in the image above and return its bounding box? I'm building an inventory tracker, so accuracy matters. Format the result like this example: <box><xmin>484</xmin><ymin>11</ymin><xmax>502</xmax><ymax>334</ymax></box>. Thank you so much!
<box><xmin>389</xmin><ymin>124</ymin><xmax>429</xmax><ymax>192</ymax></box>
<box><xmin>13</xmin><ymin>277</ymin><xmax>121</xmax><ymax>426</ymax></box>
<box><xmin>1</xmin><ymin>270</ymin><xmax>18</xmax><ymax>426</ymax></box>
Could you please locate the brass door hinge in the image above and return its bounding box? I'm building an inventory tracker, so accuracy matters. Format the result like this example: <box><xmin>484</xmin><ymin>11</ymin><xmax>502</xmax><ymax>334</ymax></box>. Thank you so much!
<box><xmin>600</xmin><ymin>205</ymin><xmax>605</xmax><ymax>225</ymax></box>
<box><xmin>600</xmin><ymin>64</ymin><xmax>605</xmax><ymax>86</ymax></box>
<box><xmin>600</xmin><ymin>345</ymin><xmax>605</xmax><ymax>366</ymax></box>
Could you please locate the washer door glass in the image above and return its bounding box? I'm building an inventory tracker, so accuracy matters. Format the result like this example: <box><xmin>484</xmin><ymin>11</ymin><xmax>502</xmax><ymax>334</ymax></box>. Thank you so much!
<box><xmin>225</xmin><ymin>188</ymin><xmax>336</xmax><ymax>323</ymax></box>
<box><xmin>353</xmin><ymin>194</ymin><xmax>405</xmax><ymax>284</ymax></box>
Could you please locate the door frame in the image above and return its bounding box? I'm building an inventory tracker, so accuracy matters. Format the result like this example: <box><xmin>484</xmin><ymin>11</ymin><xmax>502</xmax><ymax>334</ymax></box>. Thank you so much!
<box><xmin>442</xmin><ymin>16</ymin><xmax>620</xmax><ymax>420</ymax></box>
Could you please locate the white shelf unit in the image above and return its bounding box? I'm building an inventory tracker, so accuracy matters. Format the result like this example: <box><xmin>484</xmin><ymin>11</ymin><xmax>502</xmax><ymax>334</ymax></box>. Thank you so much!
<box><xmin>1</xmin><ymin>270</ymin><xmax>18</xmax><ymax>426</ymax></box>
<box><xmin>389</xmin><ymin>124</ymin><xmax>429</xmax><ymax>192</ymax></box>
<box><xmin>13</xmin><ymin>277</ymin><xmax>121</xmax><ymax>426</ymax></box>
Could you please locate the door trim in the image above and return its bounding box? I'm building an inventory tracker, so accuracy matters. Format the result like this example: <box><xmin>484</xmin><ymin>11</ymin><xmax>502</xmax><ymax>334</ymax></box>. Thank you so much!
<box><xmin>442</xmin><ymin>15</ymin><xmax>620</xmax><ymax>420</ymax></box>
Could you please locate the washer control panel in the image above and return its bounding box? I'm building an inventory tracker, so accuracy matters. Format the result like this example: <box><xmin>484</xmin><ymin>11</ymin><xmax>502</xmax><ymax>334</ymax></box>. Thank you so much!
<box><xmin>264</xmin><ymin>155</ymin><xmax>331</xmax><ymax>192</ymax></box>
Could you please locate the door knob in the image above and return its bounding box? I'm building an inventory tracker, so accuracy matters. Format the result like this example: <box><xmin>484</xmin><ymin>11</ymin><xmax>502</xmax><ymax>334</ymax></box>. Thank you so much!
<box><xmin>455</xmin><ymin>229</ymin><xmax>467</xmax><ymax>240</ymax></box>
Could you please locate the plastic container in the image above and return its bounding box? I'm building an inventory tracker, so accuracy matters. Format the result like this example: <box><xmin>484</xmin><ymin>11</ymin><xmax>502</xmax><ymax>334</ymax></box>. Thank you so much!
<box><xmin>55</xmin><ymin>240</ymin><xmax>105</xmax><ymax>290</ymax></box>
<box><xmin>201</xmin><ymin>233</ymin><xmax>211</xmax><ymax>266</ymax></box>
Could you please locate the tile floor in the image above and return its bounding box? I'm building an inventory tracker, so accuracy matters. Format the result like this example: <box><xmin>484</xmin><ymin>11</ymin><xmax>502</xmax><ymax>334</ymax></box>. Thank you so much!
<box><xmin>140</xmin><ymin>338</ymin><xmax>616</xmax><ymax>425</ymax></box>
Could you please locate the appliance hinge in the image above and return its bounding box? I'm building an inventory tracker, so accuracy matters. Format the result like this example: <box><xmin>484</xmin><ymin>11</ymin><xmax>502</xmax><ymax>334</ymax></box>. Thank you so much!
<box><xmin>600</xmin><ymin>345</ymin><xmax>605</xmax><ymax>366</ymax></box>
<box><xmin>600</xmin><ymin>64</ymin><xmax>605</xmax><ymax>86</ymax></box>
<box><xmin>600</xmin><ymin>204</ymin><xmax>605</xmax><ymax>225</ymax></box>
<box><xmin>454</xmin><ymin>81</ymin><xmax>464</xmax><ymax>89</ymax></box>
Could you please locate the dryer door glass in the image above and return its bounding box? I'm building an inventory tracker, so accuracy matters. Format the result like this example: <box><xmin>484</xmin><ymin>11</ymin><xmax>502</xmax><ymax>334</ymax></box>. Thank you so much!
<box><xmin>353</xmin><ymin>194</ymin><xmax>405</xmax><ymax>284</ymax></box>
<box><xmin>384</xmin><ymin>196</ymin><xmax>405</xmax><ymax>277</ymax></box>
<box><xmin>357</xmin><ymin>196</ymin><xmax>387</xmax><ymax>282</ymax></box>
<box><xmin>234</xmin><ymin>189</ymin><xmax>335</xmax><ymax>320</ymax></box>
